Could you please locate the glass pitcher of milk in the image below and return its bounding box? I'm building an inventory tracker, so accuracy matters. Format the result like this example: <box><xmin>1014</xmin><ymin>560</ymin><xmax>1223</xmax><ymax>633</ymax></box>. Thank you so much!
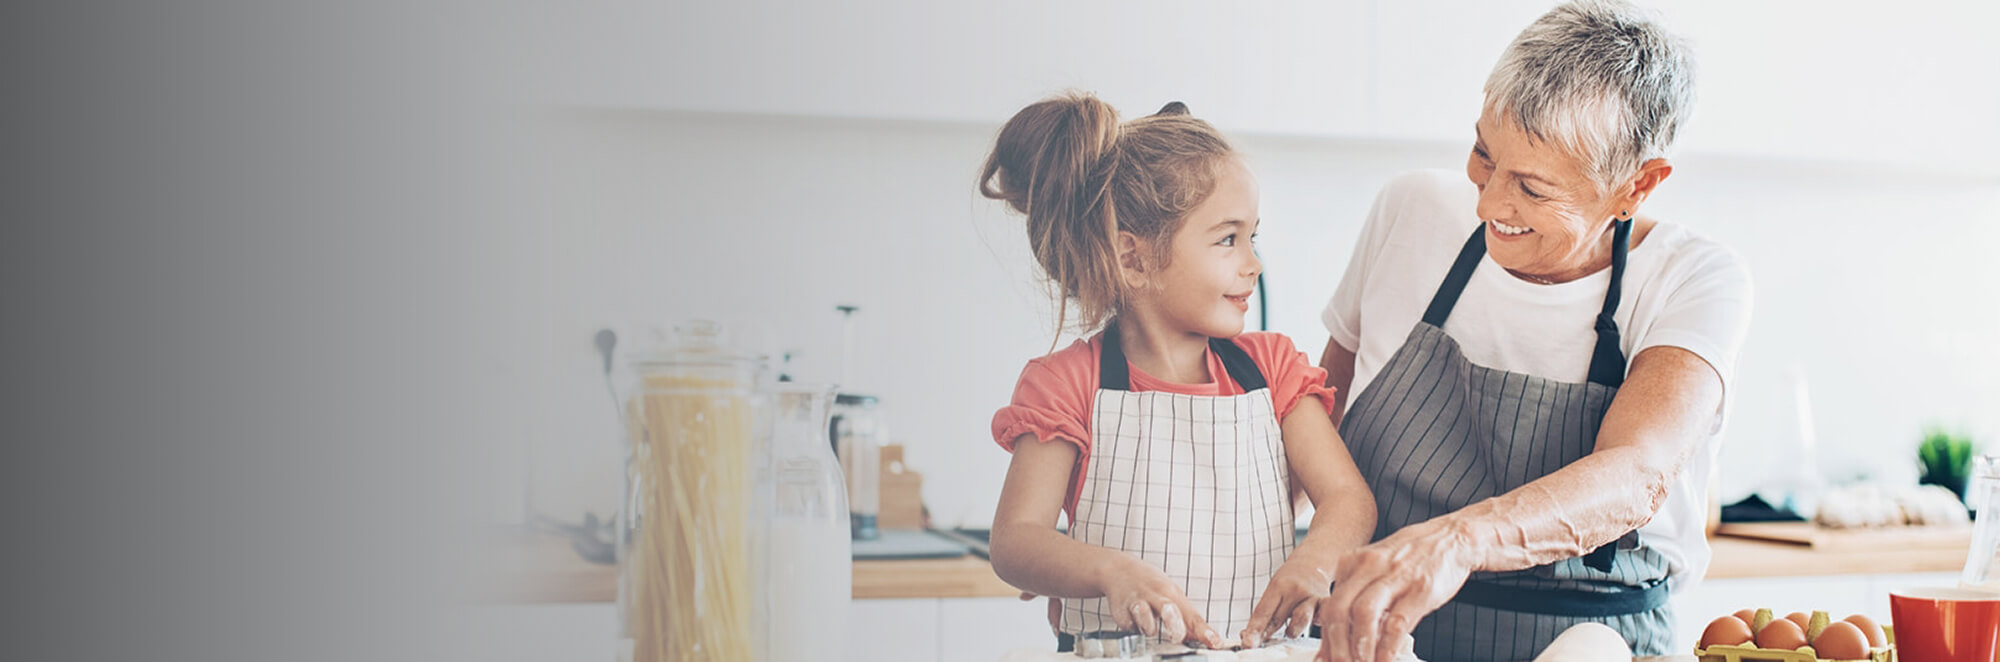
<box><xmin>1963</xmin><ymin>453</ymin><xmax>2000</xmax><ymax>591</ymax></box>
<box><xmin>759</xmin><ymin>382</ymin><xmax>852</xmax><ymax>661</ymax></box>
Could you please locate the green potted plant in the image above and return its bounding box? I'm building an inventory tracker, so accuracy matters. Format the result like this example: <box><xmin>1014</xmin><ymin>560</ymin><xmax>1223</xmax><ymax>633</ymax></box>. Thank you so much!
<box><xmin>1917</xmin><ymin>425</ymin><xmax>1977</xmax><ymax>502</ymax></box>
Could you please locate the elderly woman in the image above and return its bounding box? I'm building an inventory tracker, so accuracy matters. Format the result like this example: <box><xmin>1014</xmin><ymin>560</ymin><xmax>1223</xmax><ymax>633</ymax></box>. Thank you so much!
<box><xmin>1310</xmin><ymin>2</ymin><xmax>1751</xmax><ymax>661</ymax></box>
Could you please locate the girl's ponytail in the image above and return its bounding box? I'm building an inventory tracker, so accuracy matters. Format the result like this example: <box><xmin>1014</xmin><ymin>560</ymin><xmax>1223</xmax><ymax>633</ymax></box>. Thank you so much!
<box><xmin>980</xmin><ymin>92</ymin><xmax>1234</xmax><ymax>339</ymax></box>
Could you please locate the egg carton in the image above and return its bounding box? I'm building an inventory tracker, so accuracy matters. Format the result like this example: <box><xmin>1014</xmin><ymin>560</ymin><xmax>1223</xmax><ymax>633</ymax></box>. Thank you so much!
<box><xmin>1692</xmin><ymin>642</ymin><xmax>1892</xmax><ymax>662</ymax></box>
<box><xmin>1693</xmin><ymin>609</ymin><xmax>1895</xmax><ymax>662</ymax></box>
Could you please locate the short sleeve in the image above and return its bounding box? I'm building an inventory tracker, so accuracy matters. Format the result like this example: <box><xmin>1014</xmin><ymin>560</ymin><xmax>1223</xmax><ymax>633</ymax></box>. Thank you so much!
<box><xmin>1234</xmin><ymin>333</ymin><xmax>1338</xmax><ymax>420</ymax></box>
<box><xmin>990</xmin><ymin>346</ymin><xmax>1097</xmax><ymax>456</ymax></box>
<box><xmin>1323</xmin><ymin>173</ymin><xmax>1411</xmax><ymax>352</ymax></box>
<box><xmin>1632</xmin><ymin>243</ymin><xmax>1755</xmax><ymax>430</ymax></box>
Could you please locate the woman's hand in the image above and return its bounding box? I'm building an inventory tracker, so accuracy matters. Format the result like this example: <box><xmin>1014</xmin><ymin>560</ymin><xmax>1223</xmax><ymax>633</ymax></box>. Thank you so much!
<box><xmin>1242</xmin><ymin>555</ymin><xmax>1332</xmax><ymax>646</ymax></box>
<box><xmin>1100</xmin><ymin>558</ymin><xmax>1222</xmax><ymax>648</ymax></box>
<box><xmin>1313</xmin><ymin>520</ymin><xmax>1478</xmax><ymax>662</ymax></box>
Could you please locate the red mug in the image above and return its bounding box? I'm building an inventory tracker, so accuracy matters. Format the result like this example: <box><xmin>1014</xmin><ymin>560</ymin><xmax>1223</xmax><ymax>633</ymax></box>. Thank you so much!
<box><xmin>1888</xmin><ymin>586</ymin><xmax>2000</xmax><ymax>662</ymax></box>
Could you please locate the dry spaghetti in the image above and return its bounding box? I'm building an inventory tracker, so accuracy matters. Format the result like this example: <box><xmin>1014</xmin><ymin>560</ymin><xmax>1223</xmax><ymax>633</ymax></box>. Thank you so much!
<box><xmin>624</xmin><ymin>373</ymin><xmax>756</xmax><ymax>662</ymax></box>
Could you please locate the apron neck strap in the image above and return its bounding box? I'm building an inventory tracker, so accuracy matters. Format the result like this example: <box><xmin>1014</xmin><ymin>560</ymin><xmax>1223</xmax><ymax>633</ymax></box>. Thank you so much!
<box><xmin>1418</xmin><ymin>220</ymin><xmax>1635</xmax><ymax>388</ymax></box>
<box><xmin>1585</xmin><ymin>219</ymin><xmax>1633</xmax><ymax>387</ymax></box>
<box><xmin>1098</xmin><ymin>323</ymin><xmax>1268</xmax><ymax>392</ymax></box>
<box><xmin>1420</xmin><ymin>227</ymin><xmax>1490</xmax><ymax>329</ymax></box>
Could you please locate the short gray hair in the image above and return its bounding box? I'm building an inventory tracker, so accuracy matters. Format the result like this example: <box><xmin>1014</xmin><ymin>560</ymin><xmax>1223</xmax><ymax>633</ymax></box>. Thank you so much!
<box><xmin>1484</xmin><ymin>0</ymin><xmax>1696</xmax><ymax>188</ymax></box>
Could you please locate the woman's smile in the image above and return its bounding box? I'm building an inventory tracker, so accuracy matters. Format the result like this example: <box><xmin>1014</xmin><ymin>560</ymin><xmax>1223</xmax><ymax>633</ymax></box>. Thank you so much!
<box><xmin>1488</xmin><ymin>219</ymin><xmax>1534</xmax><ymax>238</ymax></box>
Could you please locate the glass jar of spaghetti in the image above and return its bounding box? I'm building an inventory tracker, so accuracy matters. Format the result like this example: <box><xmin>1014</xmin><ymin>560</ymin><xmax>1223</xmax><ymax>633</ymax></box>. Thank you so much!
<box><xmin>617</xmin><ymin>321</ymin><xmax>850</xmax><ymax>662</ymax></box>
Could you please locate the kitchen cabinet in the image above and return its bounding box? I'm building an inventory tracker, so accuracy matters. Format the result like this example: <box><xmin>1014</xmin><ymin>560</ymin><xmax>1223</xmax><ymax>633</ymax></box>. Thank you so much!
<box><xmin>1648</xmin><ymin>0</ymin><xmax>1999</xmax><ymax>175</ymax></box>
<box><xmin>1366</xmin><ymin>0</ymin><xmax>2000</xmax><ymax>174</ymax></box>
<box><xmin>939</xmin><ymin>597</ymin><xmax>1063</xmax><ymax>659</ymax></box>
<box><xmin>850</xmin><ymin>599</ymin><xmax>942</xmax><ymax>662</ymax></box>
<box><xmin>540</xmin><ymin>0</ymin><xmax>1999</xmax><ymax>176</ymax></box>
<box><xmin>852</xmin><ymin>597</ymin><xmax>1059</xmax><ymax>661</ymax></box>
<box><xmin>541</xmin><ymin>0</ymin><xmax>1368</xmax><ymax>135</ymax></box>
<box><xmin>458</xmin><ymin>602</ymin><xmax>619</xmax><ymax>662</ymax></box>
<box><xmin>1367</xmin><ymin>0</ymin><xmax>1555</xmax><ymax>142</ymax></box>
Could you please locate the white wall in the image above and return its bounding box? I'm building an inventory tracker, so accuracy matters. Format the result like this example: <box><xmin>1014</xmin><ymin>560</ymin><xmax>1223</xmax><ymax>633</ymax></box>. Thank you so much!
<box><xmin>499</xmin><ymin>107</ymin><xmax>2000</xmax><ymax>528</ymax></box>
<box><xmin>494</xmin><ymin>0</ymin><xmax>2000</xmax><ymax>527</ymax></box>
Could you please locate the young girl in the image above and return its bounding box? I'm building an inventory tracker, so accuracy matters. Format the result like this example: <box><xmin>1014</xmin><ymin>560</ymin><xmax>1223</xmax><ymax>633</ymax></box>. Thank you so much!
<box><xmin>981</xmin><ymin>92</ymin><xmax>1377</xmax><ymax>651</ymax></box>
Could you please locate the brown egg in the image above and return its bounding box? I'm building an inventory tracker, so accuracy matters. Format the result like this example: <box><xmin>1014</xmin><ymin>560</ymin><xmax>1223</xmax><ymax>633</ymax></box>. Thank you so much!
<box><xmin>1785</xmin><ymin>611</ymin><xmax>1812</xmax><ymax>631</ymax></box>
<box><xmin>1755</xmin><ymin>617</ymin><xmax>1808</xmax><ymax>650</ymax></box>
<box><xmin>1733</xmin><ymin>608</ymin><xmax>1757</xmax><ymax>625</ymax></box>
<box><xmin>1699</xmin><ymin>616</ymin><xmax>1754</xmax><ymax>648</ymax></box>
<box><xmin>1842</xmin><ymin>614</ymin><xmax>1886</xmax><ymax>647</ymax></box>
<box><xmin>1812</xmin><ymin>621</ymin><xmax>1870</xmax><ymax>659</ymax></box>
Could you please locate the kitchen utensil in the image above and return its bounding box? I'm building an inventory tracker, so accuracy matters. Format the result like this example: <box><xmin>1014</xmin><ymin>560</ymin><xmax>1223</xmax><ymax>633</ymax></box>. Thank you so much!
<box><xmin>832</xmin><ymin>393</ymin><xmax>883</xmax><ymax>540</ymax></box>
<box><xmin>594</xmin><ymin>328</ymin><xmax>620</xmax><ymax>422</ymax></box>
<box><xmin>1074</xmin><ymin>631</ymin><xmax>1143</xmax><ymax>659</ymax></box>
<box><xmin>511</xmin><ymin>328</ymin><xmax>622</xmax><ymax>565</ymax></box>
<box><xmin>849</xmin><ymin>529</ymin><xmax>969</xmax><ymax>560</ymax></box>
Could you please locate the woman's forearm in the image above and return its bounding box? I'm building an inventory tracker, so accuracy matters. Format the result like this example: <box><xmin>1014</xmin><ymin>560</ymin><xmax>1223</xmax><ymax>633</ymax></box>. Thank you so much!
<box><xmin>1437</xmin><ymin>347</ymin><xmax>1718</xmax><ymax>573</ymax></box>
<box><xmin>1439</xmin><ymin>444</ymin><xmax>1678</xmax><ymax>572</ymax></box>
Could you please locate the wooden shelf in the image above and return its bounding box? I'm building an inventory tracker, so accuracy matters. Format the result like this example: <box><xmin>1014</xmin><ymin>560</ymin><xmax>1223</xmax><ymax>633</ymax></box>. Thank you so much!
<box><xmin>853</xmin><ymin>555</ymin><xmax>1019</xmax><ymax>599</ymax></box>
<box><xmin>476</xmin><ymin>532</ymin><xmax>1018</xmax><ymax>604</ymax></box>
<box><xmin>1703</xmin><ymin>534</ymin><xmax>1968</xmax><ymax>579</ymax></box>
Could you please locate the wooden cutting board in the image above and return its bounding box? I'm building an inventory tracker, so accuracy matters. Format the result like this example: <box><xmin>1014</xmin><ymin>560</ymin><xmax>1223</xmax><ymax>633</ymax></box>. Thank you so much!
<box><xmin>1714</xmin><ymin>521</ymin><xmax>1974</xmax><ymax>550</ymax></box>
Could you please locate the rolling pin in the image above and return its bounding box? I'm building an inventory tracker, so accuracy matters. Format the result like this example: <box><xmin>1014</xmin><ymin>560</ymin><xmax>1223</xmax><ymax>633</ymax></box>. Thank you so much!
<box><xmin>1530</xmin><ymin>623</ymin><xmax>1631</xmax><ymax>662</ymax></box>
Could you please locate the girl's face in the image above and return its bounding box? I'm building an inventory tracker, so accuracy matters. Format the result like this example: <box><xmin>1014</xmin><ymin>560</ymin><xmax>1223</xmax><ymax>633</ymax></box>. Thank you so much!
<box><xmin>1465</xmin><ymin>107</ymin><xmax>1625</xmax><ymax>278</ymax></box>
<box><xmin>1141</xmin><ymin>157</ymin><xmax>1262</xmax><ymax>339</ymax></box>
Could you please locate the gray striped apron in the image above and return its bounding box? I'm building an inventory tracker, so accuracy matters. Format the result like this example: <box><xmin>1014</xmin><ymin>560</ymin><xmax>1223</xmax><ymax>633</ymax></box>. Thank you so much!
<box><xmin>1055</xmin><ymin>326</ymin><xmax>1295</xmax><ymax>650</ymax></box>
<box><xmin>1340</xmin><ymin>220</ymin><xmax>1674</xmax><ymax>661</ymax></box>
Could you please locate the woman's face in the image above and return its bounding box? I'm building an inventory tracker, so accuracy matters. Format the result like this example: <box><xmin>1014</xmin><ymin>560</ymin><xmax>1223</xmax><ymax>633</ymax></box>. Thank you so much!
<box><xmin>1465</xmin><ymin>107</ymin><xmax>1626</xmax><ymax>279</ymax></box>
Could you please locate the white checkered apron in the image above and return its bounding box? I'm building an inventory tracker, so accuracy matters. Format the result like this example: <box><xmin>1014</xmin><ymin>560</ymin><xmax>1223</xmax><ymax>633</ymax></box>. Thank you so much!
<box><xmin>1059</xmin><ymin>331</ymin><xmax>1296</xmax><ymax>640</ymax></box>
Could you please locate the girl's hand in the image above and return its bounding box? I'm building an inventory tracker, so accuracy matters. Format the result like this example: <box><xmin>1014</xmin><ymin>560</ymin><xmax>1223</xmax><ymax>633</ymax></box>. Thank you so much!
<box><xmin>1100</xmin><ymin>559</ymin><xmax>1222</xmax><ymax>648</ymax></box>
<box><xmin>1241</xmin><ymin>556</ymin><xmax>1332</xmax><ymax>646</ymax></box>
<box><xmin>1313</xmin><ymin>521</ymin><xmax>1474</xmax><ymax>662</ymax></box>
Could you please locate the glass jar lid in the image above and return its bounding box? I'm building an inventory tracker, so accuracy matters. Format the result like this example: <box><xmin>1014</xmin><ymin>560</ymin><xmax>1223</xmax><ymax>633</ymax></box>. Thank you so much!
<box><xmin>629</xmin><ymin>320</ymin><xmax>766</xmax><ymax>373</ymax></box>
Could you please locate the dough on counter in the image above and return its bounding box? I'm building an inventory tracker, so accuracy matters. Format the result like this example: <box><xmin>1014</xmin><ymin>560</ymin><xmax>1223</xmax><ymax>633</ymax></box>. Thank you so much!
<box><xmin>997</xmin><ymin>636</ymin><xmax>1422</xmax><ymax>662</ymax></box>
<box><xmin>1814</xmin><ymin>484</ymin><xmax>1970</xmax><ymax>528</ymax></box>
<box><xmin>1530</xmin><ymin>623</ymin><xmax>1630</xmax><ymax>662</ymax></box>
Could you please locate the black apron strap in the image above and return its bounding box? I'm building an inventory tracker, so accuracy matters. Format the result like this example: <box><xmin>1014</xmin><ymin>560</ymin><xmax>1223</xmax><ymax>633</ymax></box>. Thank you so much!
<box><xmin>1451</xmin><ymin>576</ymin><xmax>1670</xmax><ymax>617</ymax></box>
<box><xmin>1585</xmin><ymin>219</ymin><xmax>1634</xmax><ymax>388</ymax></box>
<box><xmin>1209</xmin><ymin>336</ymin><xmax>1268</xmax><ymax>392</ymax></box>
<box><xmin>1098</xmin><ymin>324</ymin><xmax>1131</xmax><ymax>391</ymax></box>
<box><xmin>1581</xmin><ymin>540</ymin><xmax>1617</xmax><ymax>573</ymax></box>
<box><xmin>1420</xmin><ymin>226</ymin><xmax>1489</xmax><ymax>328</ymax></box>
<box><xmin>1097</xmin><ymin>322</ymin><xmax>1270</xmax><ymax>393</ymax></box>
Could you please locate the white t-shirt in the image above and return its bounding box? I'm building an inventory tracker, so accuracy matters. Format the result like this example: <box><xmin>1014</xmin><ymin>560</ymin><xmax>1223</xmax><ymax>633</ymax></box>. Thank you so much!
<box><xmin>1321</xmin><ymin>169</ymin><xmax>1753</xmax><ymax>591</ymax></box>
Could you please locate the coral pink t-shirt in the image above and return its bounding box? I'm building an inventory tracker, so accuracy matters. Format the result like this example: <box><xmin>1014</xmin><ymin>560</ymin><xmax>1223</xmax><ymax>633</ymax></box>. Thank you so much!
<box><xmin>990</xmin><ymin>331</ymin><xmax>1339</xmax><ymax>519</ymax></box>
